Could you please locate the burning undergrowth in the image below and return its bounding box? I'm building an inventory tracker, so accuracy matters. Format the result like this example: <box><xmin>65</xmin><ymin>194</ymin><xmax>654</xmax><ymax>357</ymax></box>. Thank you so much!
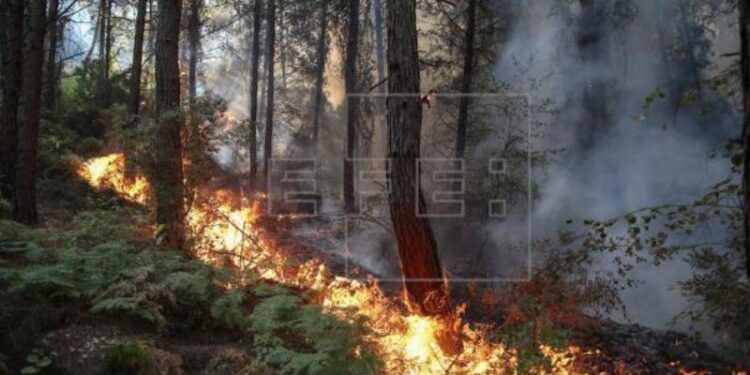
<box><xmin>74</xmin><ymin>153</ymin><xmax>740</xmax><ymax>374</ymax></box>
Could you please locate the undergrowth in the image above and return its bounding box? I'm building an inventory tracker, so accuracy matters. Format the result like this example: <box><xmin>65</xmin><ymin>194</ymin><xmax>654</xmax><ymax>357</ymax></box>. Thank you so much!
<box><xmin>0</xmin><ymin>208</ymin><xmax>381</xmax><ymax>375</ymax></box>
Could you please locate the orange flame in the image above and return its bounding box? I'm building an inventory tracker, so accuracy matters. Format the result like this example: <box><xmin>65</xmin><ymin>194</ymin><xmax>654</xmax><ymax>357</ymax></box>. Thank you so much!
<box><xmin>74</xmin><ymin>153</ymin><xmax>604</xmax><ymax>374</ymax></box>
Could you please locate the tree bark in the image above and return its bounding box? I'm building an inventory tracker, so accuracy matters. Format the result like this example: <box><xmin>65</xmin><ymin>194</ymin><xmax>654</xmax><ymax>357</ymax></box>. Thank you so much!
<box><xmin>14</xmin><ymin>0</ymin><xmax>47</xmax><ymax>224</ymax></box>
<box><xmin>576</xmin><ymin>0</ymin><xmax>609</xmax><ymax>150</ymax></box>
<box><xmin>373</xmin><ymin>0</ymin><xmax>385</xmax><ymax>93</ymax></box>
<box><xmin>129</xmin><ymin>0</ymin><xmax>148</xmax><ymax>119</ymax></box>
<box><xmin>154</xmin><ymin>0</ymin><xmax>185</xmax><ymax>251</ymax></box>
<box><xmin>311</xmin><ymin>2</ymin><xmax>328</xmax><ymax>157</ymax></box>
<box><xmin>125</xmin><ymin>0</ymin><xmax>149</xmax><ymax>181</ymax></box>
<box><xmin>343</xmin><ymin>0</ymin><xmax>360</xmax><ymax>213</ymax></box>
<box><xmin>739</xmin><ymin>0</ymin><xmax>750</xmax><ymax>279</ymax></box>
<box><xmin>262</xmin><ymin>0</ymin><xmax>276</xmax><ymax>191</ymax></box>
<box><xmin>248</xmin><ymin>0</ymin><xmax>262</xmax><ymax>185</ymax></box>
<box><xmin>0</xmin><ymin>0</ymin><xmax>24</xmax><ymax>204</ymax></box>
<box><xmin>43</xmin><ymin>0</ymin><xmax>61</xmax><ymax>112</ymax></box>
<box><xmin>386</xmin><ymin>0</ymin><xmax>449</xmax><ymax>316</ymax></box>
<box><xmin>454</xmin><ymin>0</ymin><xmax>476</xmax><ymax>159</ymax></box>
<box><xmin>98</xmin><ymin>0</ymin><xmax>112</xmax><ymax>106</ymax></box>
<box><xmin>187</xmin><ymin>0</ymin><xmax>202</xmax><ymax>107</ymax></box>
<box><xmin>278</xmin><ymin>0</ymin><xmax>287</xmax><ymax>99</ymax></box>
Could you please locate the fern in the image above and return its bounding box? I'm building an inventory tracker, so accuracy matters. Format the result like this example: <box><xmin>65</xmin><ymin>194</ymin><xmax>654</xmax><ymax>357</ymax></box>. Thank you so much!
<box><xmin>210</xmin><ymin>289</ymin><xmax>248</xmax><ymax>329</ymax></box>
<box><xmin>249</xmin><ymin>284</ymin><xmax>381</xmax><ymax>375</ymax></box>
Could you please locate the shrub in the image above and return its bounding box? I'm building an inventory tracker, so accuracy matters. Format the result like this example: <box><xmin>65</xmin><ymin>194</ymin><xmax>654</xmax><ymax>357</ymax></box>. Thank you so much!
<box><xmin>102</xmin><ymin>342</ymin><xmax>152</xmax><ymax>375</ymax></box>
<box><xmin>249</xmin><ymin>284</ymin><xmax>381</xmax><ymax>375</ymax></box>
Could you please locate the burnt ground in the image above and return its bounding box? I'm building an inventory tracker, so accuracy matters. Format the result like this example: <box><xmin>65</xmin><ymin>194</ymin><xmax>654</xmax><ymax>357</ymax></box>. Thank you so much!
<box><xmin>263</xmin><ymin>215</ymin><xmax>744</xmax><ymax>375</ymax></box>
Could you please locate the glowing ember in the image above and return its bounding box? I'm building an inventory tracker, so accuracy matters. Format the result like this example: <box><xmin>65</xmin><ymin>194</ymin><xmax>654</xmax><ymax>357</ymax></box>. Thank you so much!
<box><xmin>74</xmin><ymin>153</ymin><xmax>594</xmax><ymax>374</ymax></box>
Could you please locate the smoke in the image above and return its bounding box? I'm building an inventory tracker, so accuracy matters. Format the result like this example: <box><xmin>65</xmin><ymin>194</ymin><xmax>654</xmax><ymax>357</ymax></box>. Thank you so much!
<box><xmin>493</xmin><ymin>0</ymin><xmax>739</xmax><ymax>331</ymax></box>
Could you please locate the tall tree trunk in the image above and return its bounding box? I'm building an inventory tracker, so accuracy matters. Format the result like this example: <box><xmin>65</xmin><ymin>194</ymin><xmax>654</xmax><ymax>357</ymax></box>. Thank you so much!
<box><xmin>154</xmin><ymin>0</ymin><xmax>185</xmax><ymax>251</ymax></box>
<box><xmin>14</xmin><ymin>0</ymin><xmax>47</xmax><ymax>224</ymax></box>
<box><xmin>129</xmin><ymin>0</ymin><xmax>148</xmax><ymax>119</ymax></box>
<box><xmin>372</xmin><ymin>0</ymin><xmax>385</xmax><ymax>92</ymax></box>
<box><xmin>97</xmin><ymin>0</ymin><xmax>112</xmax><ymax>106</ymax></box>
<box><xmin>576</xmin><ymin>0</ymin><xmax>609</xmax><ymax>150</ymax></box>
<box><xmin>311</xmin><ymin>2</ymin><xmax>328</xmax><ymax>157</ymax></box>
<box><xmin>656</xmin><ymin>1</ymin><xmax>678</xmax><ymax>123</ymax></box>
<box><xmin>278</xmin><ymin>0</ymin><xmax>287</xmax><ymax>99</ymax></box>
<box><xmin>248</xmin><ymin>0</ymin><xmax>262</xmax><ymax>185</ymax></box>
<box><xmin>125</xmin><ymin>0</ymin><xmax>149</xmax><ymax>181</ymax></box>
<box><xmin>386</xmin><ymin>0</ymin><xmax>449</xmax><ymax>316</ymax></box>
<box><xmin>84</xmin><ymin>11</ymin><xmax>100</xmax><ymax>67</ymax></box>
<box><xmin>0</xmin><ymin>0</ymin><xmax>24</xmax><ymax>203</ymax></box>
<box><xmin>343</xmin><ymin>0</ymin><xmax>360</xmax><ymax>213</ymax></box>
<box><xmin>43</xmin><ymin>0</ymin><xmax>61</xmax><ymax>112</ymax></box>
<box><xmin>454</xmin><ymin>0</ymin><xmax>476</xmax><ymax>159</ymax></box>
<box><xmin>739</xmin><ymin>0</ymin><xmax>750</xmax><ymax>279</ymax></box>
<box><xmin>187</xmin><ymin>0</ymin><xmax>202</xmax><ymax>107</ymax></box>
<box><xmin>263</xmin><ymin>0</ymin><xmax>276</xmax><ymax>190</ymax></box>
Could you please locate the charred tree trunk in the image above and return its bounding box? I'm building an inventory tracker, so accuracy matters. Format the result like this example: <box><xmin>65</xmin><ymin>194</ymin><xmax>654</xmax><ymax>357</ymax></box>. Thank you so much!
<box><xmin>311</xmin><ymin>2</ymin><xmax>328</xmax><ymax>157</ymax></box>
<box><xmin>248</xmin><ymin>0</ymin><xmax>262</xmax><ymax>185</ymax></box>
<box><xmin>386</xmin><ymin>0</ymin><xmax>449</xmax><ymax>316</ymax></box>
<box><xmin>739</xmin><ymin>0</ymin><xmax>750</xmax><ymax>279</ymax></box>
<box><xmin>14</xmin><ymin>0</ymin><xmax>47</xmax><ymax>224</ymax></box>
<box><xmin>0</xmin><ymin>0</ymin><xmax>24</xmax><ymax>203</ymax></box>
<box><xmin>343</xmin><ymin>0</ymin><xmax>360</xmax><ymax>213</ymax></box>
<box><xmin>454</xmin><ymin>0</ymin><xmax>477</xmax><ymax>159</ymax></box>
<box><xmin>187</xmin><ymin>0</ymin><xmax>202</xmax><ymax>107</ymax></box>
<box><xmin>43</xmin><ymin>0</ymin><xmax>61</xmax><ymax>112</ymax></box>
<box><xmin>154</xmin><ymin>0</ymin><xmax>185</xmax><ymax>251</ymax></box>
<box><xmin>262</xmin><ymin>0</ymin><xmax>276</xmax><ymax>191</ymax></box>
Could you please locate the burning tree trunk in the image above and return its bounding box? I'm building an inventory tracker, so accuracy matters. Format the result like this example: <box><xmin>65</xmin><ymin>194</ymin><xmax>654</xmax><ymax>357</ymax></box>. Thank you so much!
<box><xmin>248</xmin><ymin>0</ymin><xmax>262</xmax><ymax>185</ymax></box>
<box><xmin>154</xmin><ymin>0</ymin><xmax>185</xmax><ymax>251</ymax></box>
<box><xmin>43</xmin><ymin>0</ymin><xmax>61</xmax><ymax>112</ymax></box>
<box><xmin>262</xmin><ymin>0</ymin><xmax>276</xmax><ymax>191</ymax></box>
<box><xmin>187</xmin><ymin>0</ymin><xmax>202</xmax><ymax>107</ymax></box>
<box><xmin>311</xmin><ymin>1</ymin><xmax>328</xmax><ymax>157</ymax></box>
<box><xmin>386</xmin><ymin>0</ymin><xmax>449</xmax><ymax>317</ymax></box>
<box><xmin>14</xmin><ymin>0</ymin><xmax>47</xmax><ymax>224</ymax></box>
<box><xmin>0</xmin><ymin>0</ymin><xmax>24</xmax><ymax>204</ymax></box>
<box><xmin>739</xmin><ymin>0</ymin><xmax>750</xmax><ymax>278</ymax></box>
<box><xmin>343</xmin><ymin>0</ymin><xmax>360</xmax><ymax>213</ymax></box>
<box><xmin>454</xmin><ymin>0</ymin><xmax>477</xmax><ymax>160</ymax></box>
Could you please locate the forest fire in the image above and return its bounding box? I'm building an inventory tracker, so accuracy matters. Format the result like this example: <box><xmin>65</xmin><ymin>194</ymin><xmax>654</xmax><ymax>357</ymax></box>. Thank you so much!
<box><xmin>75</xmin><ymin>153</ymin><xmax>586</xmax><ymax>374</ymax></box>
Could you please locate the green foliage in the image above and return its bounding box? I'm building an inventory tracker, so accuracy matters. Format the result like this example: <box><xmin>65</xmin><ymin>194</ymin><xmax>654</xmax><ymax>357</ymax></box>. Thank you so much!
<box><xmin>558</xmin><ymin>143</ymin><xmax>750</xmax><ymax>363</ymax></box>
<box><xmin>0</xmin><ymin>210</ymin><xmax>228</xmax><ymax>328</ymax></box>
<box><xmin>102</xmin><ymin>342</ymin><xmax>152</xmax><ymax>375</ymax></box>
<box><xmin>249</xmin><ymin>284</ymin><xmax>380</xmax><ymax>375</ymax></box>
<box><xmin>211</xmin><ymin>289</ymin><xmax>249</xmax><ymax>329</ymax></box>
<box><xmin>20</xmin><ymin>349</ymin><xmax>53</xmax><ymax>374</ymax></box>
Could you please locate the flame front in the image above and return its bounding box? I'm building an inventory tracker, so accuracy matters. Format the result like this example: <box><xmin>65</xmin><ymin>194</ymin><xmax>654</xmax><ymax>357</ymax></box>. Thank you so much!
<box><xmin>75</xmin><ymin>153</ymin><xmax>589</xmax><ymax>374</ymax></box>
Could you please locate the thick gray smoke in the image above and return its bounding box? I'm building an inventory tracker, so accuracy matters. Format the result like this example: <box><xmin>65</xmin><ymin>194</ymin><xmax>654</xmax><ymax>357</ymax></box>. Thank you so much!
<box><xmin>493</xmin><ymin>0</ymin><xmax>739</xmax><ymax>331</ymax></box>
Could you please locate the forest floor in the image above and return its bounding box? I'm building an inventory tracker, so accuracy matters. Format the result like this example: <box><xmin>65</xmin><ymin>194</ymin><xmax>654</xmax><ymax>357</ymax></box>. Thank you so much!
<box><xmin>0</xmin><ymin>179</ymin><xmax>743</xmax><ymax>375</ymax></box>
